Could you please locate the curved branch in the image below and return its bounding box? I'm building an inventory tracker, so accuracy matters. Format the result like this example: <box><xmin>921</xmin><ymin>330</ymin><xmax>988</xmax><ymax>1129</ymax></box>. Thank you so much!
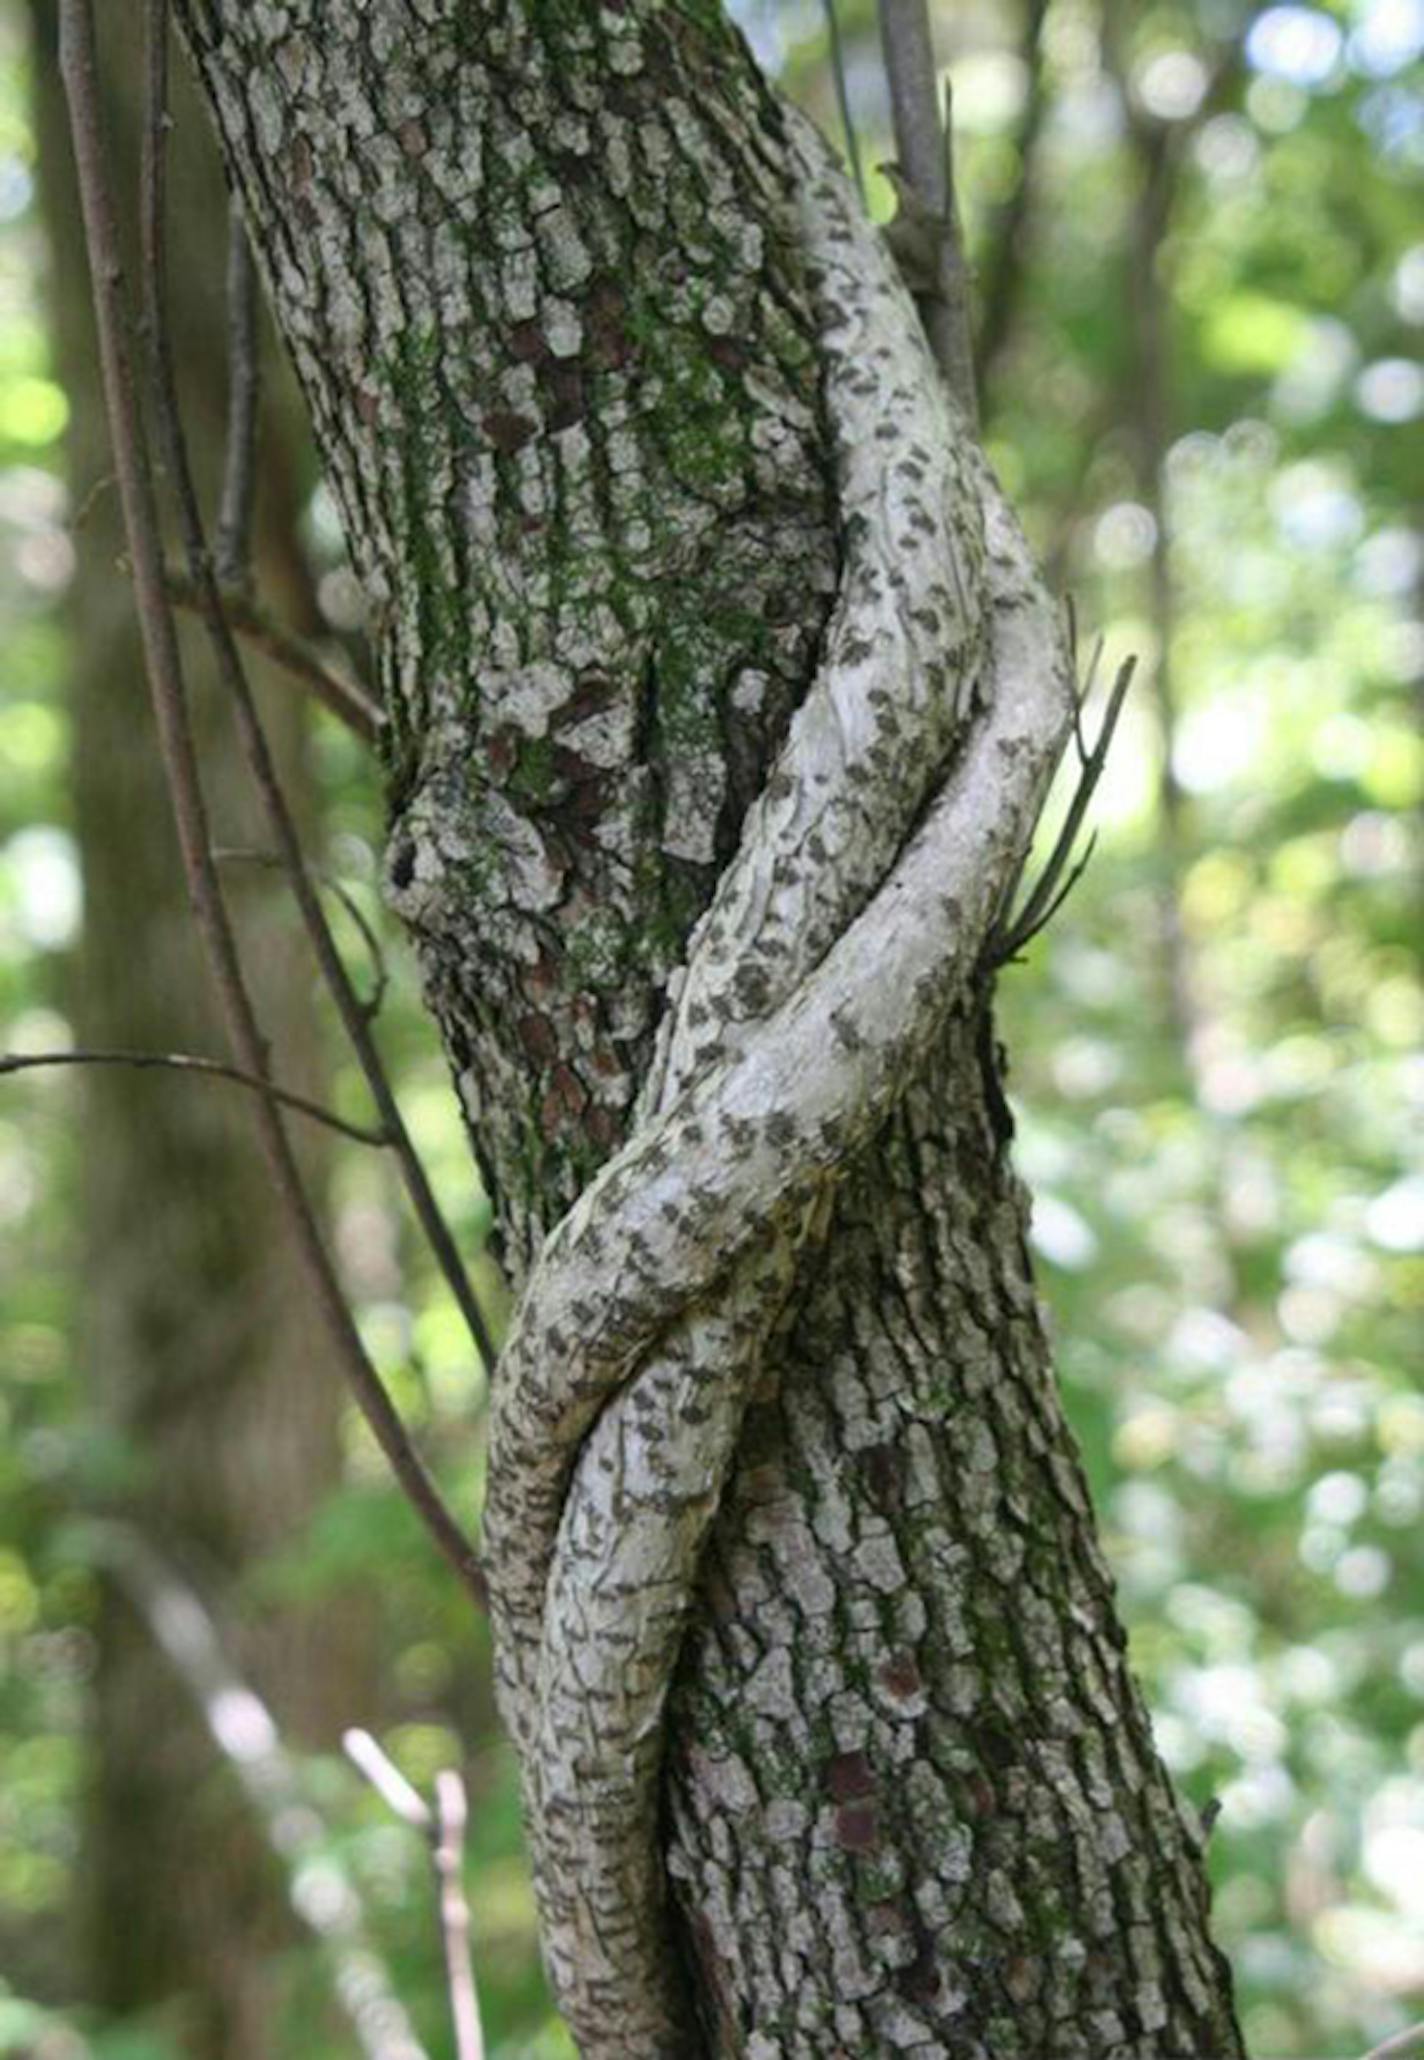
<box><xmin>482</xmin><ymin>108</ymin><xmax>1073</xmax><ymax>2053</ymax></box>
<box><xmin>165</xmin><ymin>568</ymin><xmax>385</xmax><ymax>743</ymax></box>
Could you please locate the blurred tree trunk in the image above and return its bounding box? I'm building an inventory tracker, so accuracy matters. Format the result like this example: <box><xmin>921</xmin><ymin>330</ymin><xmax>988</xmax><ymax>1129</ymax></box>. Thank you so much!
<box><xmin>153</xmin><ymin>5</ymin><xmax>1245</xmax><ymax>2054</ymax></box>
<box><xmin>34</xmin><ymin>14</ymin><xmax>368</xmax><ymax>2054</ymax></box>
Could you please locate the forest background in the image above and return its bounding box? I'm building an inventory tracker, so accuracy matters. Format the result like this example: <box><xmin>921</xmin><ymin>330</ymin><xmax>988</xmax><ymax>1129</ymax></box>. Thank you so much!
<box><xmin>0</xmin><ymin>0</ymin><xmax>1419</xmax><ymax>2055</ymax></box>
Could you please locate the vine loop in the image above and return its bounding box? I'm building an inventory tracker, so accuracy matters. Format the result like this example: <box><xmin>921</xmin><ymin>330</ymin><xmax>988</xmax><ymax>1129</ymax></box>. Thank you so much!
<box><xmin>483</xmin><ymin>109</ymin><xmax>1074</xmax><ymax>2057</ymax></box>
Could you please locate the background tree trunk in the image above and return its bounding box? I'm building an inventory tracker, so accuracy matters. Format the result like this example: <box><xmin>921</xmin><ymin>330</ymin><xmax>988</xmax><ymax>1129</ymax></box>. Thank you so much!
<box><xmin>164</xmin><ymin>3</ymin><xmax>1244</xmax><ymax>2052</ymax></box>
<box><xmin>35</xmin><ymin>15</ymin><xmax>369</xmax><ymax>2052</ymax></box>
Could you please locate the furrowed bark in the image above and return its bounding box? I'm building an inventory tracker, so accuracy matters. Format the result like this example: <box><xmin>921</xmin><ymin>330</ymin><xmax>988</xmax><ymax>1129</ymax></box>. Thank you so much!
<box><xmin>174</xmin><ymin>0</ymin><xmax>840</xmax><ymax>1281</ymax></box>
<box><xmin>167</xmin><ymin>4</ymin><xmax>1243</xmax><ymax>2054</ymax></box>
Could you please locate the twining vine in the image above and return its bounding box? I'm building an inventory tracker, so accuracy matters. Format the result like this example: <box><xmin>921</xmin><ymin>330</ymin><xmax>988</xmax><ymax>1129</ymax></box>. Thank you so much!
<box><xmin>54</xmin><ymin>1</ymin><xmax>1228</xmax><ymax>2051</ymax></box>
<box><xmin>482</xmin><ymin>109</ymin><xmax>1074</xmax><ymax>2053</ymax></box>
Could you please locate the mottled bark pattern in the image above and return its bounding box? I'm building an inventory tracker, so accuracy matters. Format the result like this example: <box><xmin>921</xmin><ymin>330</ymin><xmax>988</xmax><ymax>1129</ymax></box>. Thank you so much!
<box><xmin>175</xmin><ymin>0</ymin><xmax>839</xmax><ymax>1280</ymax></box>
<box><xmin>668</xmin><ymin>1024</ymin><xmax>1234</xmax><ymax>2056</ymax></box>
<box><xmin>481</xmin><ymin>122</ymin><xmax>1087</xmax><ymax>2049</ymax></box>
<box><xmin>170</xmin><ymin>5</ymin><xmax>1244</xmax><ymax>2056</ymax></box>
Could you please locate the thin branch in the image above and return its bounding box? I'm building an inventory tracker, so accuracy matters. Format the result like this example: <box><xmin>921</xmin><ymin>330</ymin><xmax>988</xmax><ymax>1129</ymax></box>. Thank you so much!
<box><xmin>877</xmin><ymin>0</ymin><xmax>978</xmax><ymax>423</ymax></box>
<box><xmin>990</xmin><ymin>654</ymin><xmax>1135</xmax><ymax>965</ymax></box>
<box><xmin>68</xmin><ymin>464</ymin><xmax>116</xmax><ymax>533</ymax></box>
<box><xmin>60</xmin><ymin>0</ymin><xmax>486</xmax><ymax>1610</ymax></box>
<box><xmin>821</xmin><ymin>0</ymin><xmax>866</xmax><ymax>207</ymax></box>
<box><xmin>976</xmin><ymin>0</ymin><xmax>1052</xmax><ymax>401</ymax></box>
<box><xmin>89</xmin><ymin>1524</ymin><xmax>430</xmax><ymax>2060</ymax></box>
<box><xmin>1101</xmin><ymin>0</ymin><xmax>1249</xmax><ymax>1049</ymax></box>
<box><xmin>344</xmin><ymin>1732</ymin><xmax>485</xmax><ymax>2060</ymax></box>
<box><xmin>1073</xmin><ymin>631</ymin><xmax>1106</xmax><ymax>763</ymax></box>
<box><xmin>165</xmin><ymin>566</ymin><xmax>385</xmax><ymax>743</ymax></box>
<box><xmin>1010</xmin><ymin>826</ymin><xmax>1097</xmax><ymax>948</ymax></box>
<box><xmin>434</xmin><ymin>1770</ymin><xmax>485</xmax><ymax>2060</ymax></box>
<box><xmin>215</xmin><ymin>198</ymin><xmax>259</xmax><ymax>588</ymax></box>
<box><xmin>983</xmin><ymin>618</ymin><xmax>1097</xmax><ymax>940</ymax></box>
<box><xmin>1362</xmin><ymin>2027</ymin><xmax>1424</xmax><ymax>2060</ymax></box>
<box><xmin>344</xmin><ymin>1728</ymin><xmax>433</xmax><ymax>1831</ymax></box>
<box><xmin>137</xmin><ymin>2</ymin><xmax>496</xmax><ymax>1374</ymax></box>
<box><xmin>214</xmin><ymin>845</ymin><xmax>389</xmax><ymax>1023</ymax></box>
<box><xmin>1</xmin><ymin>1045</ymin><xmax>390</xmax><ymax>1146</ymax></box>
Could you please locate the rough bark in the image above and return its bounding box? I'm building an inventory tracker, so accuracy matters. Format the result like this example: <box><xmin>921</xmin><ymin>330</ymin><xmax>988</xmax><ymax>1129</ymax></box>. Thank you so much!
<box><xmin>35</xmin><ymin>14</ymin><xmax>368</xmax><ymax>2050</ymax></box>
<box><xmin>176</xmin><ymin>0</ymin><xmax>841</xmax><ymax>1285</ymax></box>
<box><xmin>166</xmin><ymin>4</ymin><xmax>1244</xmax><ymax>2055</ymax></box>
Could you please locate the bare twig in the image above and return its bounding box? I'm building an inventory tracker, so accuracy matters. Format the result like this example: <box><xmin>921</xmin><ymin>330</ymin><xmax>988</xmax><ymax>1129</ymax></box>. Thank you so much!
<box><xmin>434</xmin><ymin>1771</ymin><xmax>485</xmax><ymax>2060</ymax></box>
<box><xmin>214</xmin><ymin>845</ymin><xmax>390</xmax><ymax>1022</ymax></box>
<box><xmin>68</xmin><ymin>464</ymin><xmax>116</xmax><ymax>533</ymax></box>
<box><xmin>60</xmin><ymin>0</ymin><xmax>487</xmax><ymax>1609</ymax></box>
<box><xmin>89</xmin><ymin>1525</ymin><xmax>430</xmax><ymax>2060</ymax></box>
<box><xmin>165</xmin><ymin>566</ymin><xmax>385</xmax><ymax>743</ymax></box>
<box><xmin>344</xmin><ymin>1728</ymin><xmax>432</xmax><ymax>1830</ymax></box>
<box><xmin>137</xmin><ymin>1</ymin><xmax>496</xmax><ymax>1374</ymax></box>
<box><xmin>990</xmin><ymin>655</ymin><xmax>1135</xmax><ymax>965</ymax></box>
<box><xmin>215</xmin><ymin>199</ymin><xmax>259</xmax><ymax>588</ymax></box>
<box><xmin>976</xmin><ymin>0</ymin><xmax>1051</xmax><ymax>402</ymax></box>
<box><xmin>1072</xmin><ymin>631</ymin><xmax>1105</xmax><ymax>763</ymax></box>
<box><xmin>1361</xmin><ymin>2026</ymin><xmax>1424</xmax><ymax>2060</ymax></box>
<box><xmin>1</xmin><ymin>1045</ymin><xmax>390</xmax><ymax>1145</ymax></box>
<box><xmin>877</xmin><ymin>0</ymin><xmax>978</xmax><ymax>422</ymax></box>
<box><xmin>1101</xmin><ymin>0</ymin><xmax>1247</xmax><ymax>1047</ymax></box>
<box><xmin>344</xmin><ymin>1732</ymin><xmax>486</xmax><ymax>2060</ymax></box>
<box><xmin>821</xmin><ymin>0</ymin><xmax>866</xmax><ymax>207</ymax></box>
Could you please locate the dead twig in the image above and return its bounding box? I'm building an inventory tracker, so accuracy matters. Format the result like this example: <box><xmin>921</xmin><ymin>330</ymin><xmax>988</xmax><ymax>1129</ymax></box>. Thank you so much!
<box><xmin>344</xmin><ymin>1731</ymin><xmax>486</xmax><ymax>2060</ymax></box>
<box><xmin>165</xmin><ymin>566</ymin><xmax>385</xmax><ymax>743</ymax></box>
<box><xmin>1</xmin><ymin>1045</ymin><xmax>390</xmax><ymax>1145</ymax></box>
<box><xmin>976</xmin><ymin>0</ymin><xmax>1052</xmax><ymax>401</ymax></box>
<box><xmin>1361</xmin><ymin>2027</ymin><xmax>1424</xmax><ymax>2060</ymax></box>
<box><xmin>345</xmin><ymin>1728</ymin><xmax>432</xmax><ymax>1830</ymax></box>
<box><xmin>989</xmin><ymin>654</ymin><xmax>1136</xmax><ymax>966</ymax></box>
<box><xmin>137</xmin><ymin>0</ymin><xmax>496</xmax><ymax>1374</ymax></box>
<box><xmin>88</xmin><ymin>1527</ymin><xmax>429</xmax><ymax>2060</ymax></box>
<box><xmin>214</xmin><ymin>844</ymin><xmax>390</xmax><ymax>1023</ymax></box>
<box><xmin>434</xmin><ymin>1771</ymin><xmax>484</xmax><ymax>2060</ymax></box>
<box><xmin>59</xmin><ymin>0</ymin><xmax>487</xmax><ymax>1609</ymax></box>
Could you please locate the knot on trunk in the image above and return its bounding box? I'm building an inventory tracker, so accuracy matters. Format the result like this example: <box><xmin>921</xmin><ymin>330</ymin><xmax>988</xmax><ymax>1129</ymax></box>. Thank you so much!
<box><xmin>482</xmin><ymin>107</ymin><xmax>1073</xmax><ymax>2058</ymax></box>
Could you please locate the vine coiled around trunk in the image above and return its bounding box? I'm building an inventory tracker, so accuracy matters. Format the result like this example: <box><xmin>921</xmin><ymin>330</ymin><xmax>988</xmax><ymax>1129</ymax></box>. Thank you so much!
<box><xmin>482</xmin><ymin>107</ymin><xmax>1074</xmax><ymax>2057</ymax></box>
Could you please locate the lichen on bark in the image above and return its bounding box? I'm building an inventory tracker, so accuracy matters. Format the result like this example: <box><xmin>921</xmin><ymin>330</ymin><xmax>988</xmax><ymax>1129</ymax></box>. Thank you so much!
<box><xmin>172</xmin><ymin>4</ymin><xmax>1246</xmax><ymax>2055</ymax></box>
<box><xmin>178</xmin><ymin>0</ymin><xmax>841</xmax><ymax>1280</ymax></box>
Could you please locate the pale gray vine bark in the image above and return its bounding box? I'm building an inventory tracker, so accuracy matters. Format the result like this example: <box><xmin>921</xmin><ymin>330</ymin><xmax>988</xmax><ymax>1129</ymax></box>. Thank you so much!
<box><xmin>166</xmin><ymin>4</ymin><xmax>1244</xmax><ymax>2054</ymax></box>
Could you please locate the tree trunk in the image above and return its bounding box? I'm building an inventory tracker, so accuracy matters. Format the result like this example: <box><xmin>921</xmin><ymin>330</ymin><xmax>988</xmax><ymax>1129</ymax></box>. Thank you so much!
<box><xmin>35</xmin><ymin>14</ymin><xmax>368</xmax><ymax>2051</ymax></box>
<box><xmin>163</xmin><ymin>4</ymin><xmax>1243</xmax><ymax>2054</ymax></box>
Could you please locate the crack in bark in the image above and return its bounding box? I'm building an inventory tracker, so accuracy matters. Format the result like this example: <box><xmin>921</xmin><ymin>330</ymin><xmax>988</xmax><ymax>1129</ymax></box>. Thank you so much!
<box><xmin>482</xmin><ymin>113</ymin><xmax>1074</xmax><ymax>2055</ymax></box>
